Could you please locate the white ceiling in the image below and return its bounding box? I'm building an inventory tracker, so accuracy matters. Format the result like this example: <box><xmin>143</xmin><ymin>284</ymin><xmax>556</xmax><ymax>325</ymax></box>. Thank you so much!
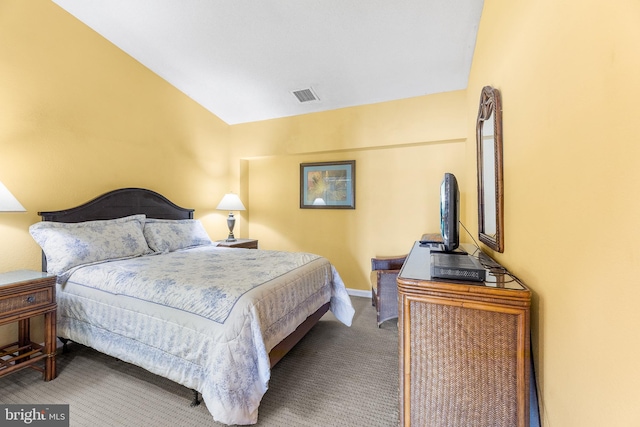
<box><xmin>52</xmin><ymin>0</ymin><xmax>484</xmax><ymax>125</ymax></box>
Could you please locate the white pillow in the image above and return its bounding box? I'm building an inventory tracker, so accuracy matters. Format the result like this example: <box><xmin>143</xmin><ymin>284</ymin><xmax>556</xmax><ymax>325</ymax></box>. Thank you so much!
<box><xmin>29</xmin><ymin>214</ymin><xmax>150</xmax><ymax>275</ymax></box>
<box><xmin>143</xmin><ymin>218</ymin><xmax>212</xmax><ymax>252</ymax></box>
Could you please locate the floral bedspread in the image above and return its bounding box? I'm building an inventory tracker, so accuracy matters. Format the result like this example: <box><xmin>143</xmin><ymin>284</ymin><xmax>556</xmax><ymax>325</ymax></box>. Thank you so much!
<box><xmin>66</xmin><ymin>246</ymin><xmax>324</xmax><ymax>324</ymax></box>
<box><xmin>57</xmin><ymin>246</ymin><xmax>354</xmax><ymax>425</ymax></box>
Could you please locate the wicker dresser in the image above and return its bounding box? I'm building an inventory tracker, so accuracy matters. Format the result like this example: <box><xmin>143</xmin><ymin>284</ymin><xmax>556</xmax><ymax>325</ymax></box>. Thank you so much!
<box><xmin>397</xmin><ymin>242</ymin><xmax>531</xmax><ymax>427</ymax></box>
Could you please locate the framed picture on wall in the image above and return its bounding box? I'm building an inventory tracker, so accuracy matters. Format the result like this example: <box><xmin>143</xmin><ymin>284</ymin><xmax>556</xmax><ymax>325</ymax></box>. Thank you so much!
<box><xmin>300</xmin><ymin>160</ymin><xmax>356</xmax><ymax>209</ymax></box>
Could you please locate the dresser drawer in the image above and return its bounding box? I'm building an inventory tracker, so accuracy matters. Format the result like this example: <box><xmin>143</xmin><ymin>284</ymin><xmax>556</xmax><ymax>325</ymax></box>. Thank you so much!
<box><xmin>0</xmin><ymin>288</ymin><xmax>54</xmax><ymax>317</ymax></box>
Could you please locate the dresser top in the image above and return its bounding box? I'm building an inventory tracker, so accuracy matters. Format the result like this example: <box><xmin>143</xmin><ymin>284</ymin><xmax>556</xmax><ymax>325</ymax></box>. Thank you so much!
<box><xmin>399</xmin><ymin>242</ymin><xmax>527</xmax><ymax>291</ymax></box>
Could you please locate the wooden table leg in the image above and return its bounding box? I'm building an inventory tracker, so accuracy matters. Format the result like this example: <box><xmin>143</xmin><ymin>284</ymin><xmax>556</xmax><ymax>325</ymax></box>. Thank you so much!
<box><xmin>44</xmin><ymin>310</ymin><xmax>57</xmax><ymax>381</ymax></box>
<box><xmin>17</xmin><ymin>318</ymin><xmax>30</xmax><ymax>357</ymax></box>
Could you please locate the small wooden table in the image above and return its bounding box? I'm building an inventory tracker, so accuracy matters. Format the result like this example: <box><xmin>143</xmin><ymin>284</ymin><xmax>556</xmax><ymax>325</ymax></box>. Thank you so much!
<box><xmin>0</xmin><ymin>270</ymin><xmax>57</xmax><ymax>381</ymax></box>
<box><xmin>216</xmin><ymin>238</ymin><xmax>259</xmax><ymax>249</ymax></box>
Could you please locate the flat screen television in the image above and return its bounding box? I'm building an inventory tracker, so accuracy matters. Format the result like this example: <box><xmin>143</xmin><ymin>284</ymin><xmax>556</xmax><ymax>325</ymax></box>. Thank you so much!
<box><xmin>440</xmin><ymin>172</ymin><xmax>460</xmax><ymax>252</ymax></box>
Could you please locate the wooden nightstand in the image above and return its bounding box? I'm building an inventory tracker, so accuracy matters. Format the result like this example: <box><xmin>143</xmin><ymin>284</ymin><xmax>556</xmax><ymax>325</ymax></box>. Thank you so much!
<box><xmin>216</xmin><ymin>239</ymin><xmax>259</xmax><ymax>249</ymax></box>
<box><xmin>0</xmin><ymin>270</ymin><xmax>57</xmax><ymax>381</ymax></box>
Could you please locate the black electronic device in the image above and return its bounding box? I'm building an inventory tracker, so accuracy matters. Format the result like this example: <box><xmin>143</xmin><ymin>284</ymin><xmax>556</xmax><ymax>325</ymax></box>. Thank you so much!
<box><xmin>439</xmin><ymin>173</ymin><xmax>460</xmax><ymax>253</ymax></box>
<box><xmin>431</xmin><ymin>252</ymin><xmax>486</xmax><ymax>282</ymax></box>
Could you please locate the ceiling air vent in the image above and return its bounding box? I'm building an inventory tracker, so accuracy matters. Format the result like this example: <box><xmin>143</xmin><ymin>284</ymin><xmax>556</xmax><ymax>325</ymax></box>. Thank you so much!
<box><xmin>291</xmin><ymin>88</ymin><xmax>319</xmax><ymax>103</ymax></box>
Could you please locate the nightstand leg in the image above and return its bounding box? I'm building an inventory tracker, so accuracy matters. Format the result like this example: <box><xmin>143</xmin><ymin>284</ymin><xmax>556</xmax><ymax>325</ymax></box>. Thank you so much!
<box><xmin>18</xmin><ymin>319</ymin><xmax>31</xmax><ymax>347</ymax></box>
<box><xmin>44</xmin><ymin>310</ymin><xmax>57</xmax><ymax>381</ymax></box>
<box><xmin>18</xmin><ymin>319</ymin><xmax>30</xmax><ymax>354</ymax></box>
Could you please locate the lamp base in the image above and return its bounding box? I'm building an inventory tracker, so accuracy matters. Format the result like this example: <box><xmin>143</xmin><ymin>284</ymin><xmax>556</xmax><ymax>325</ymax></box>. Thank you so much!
<box><xmin>226</xmin><ymin>213</ymin><xmax>237</xmax><ymax>242</ymax></box>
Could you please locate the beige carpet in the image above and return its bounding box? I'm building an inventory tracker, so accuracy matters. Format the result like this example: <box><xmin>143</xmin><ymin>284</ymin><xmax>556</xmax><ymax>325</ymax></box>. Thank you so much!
<box><xmin>0</xmin><ymin>297</ymin><xmax>399</xmax><ymax>426</ymax></box>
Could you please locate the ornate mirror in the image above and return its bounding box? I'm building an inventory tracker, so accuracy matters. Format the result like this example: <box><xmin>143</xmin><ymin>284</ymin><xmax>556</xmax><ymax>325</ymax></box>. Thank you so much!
<box><xmin>476</xmin><ymin>86</ymin><xmax>504</xmax><ymax>252</ymax></box>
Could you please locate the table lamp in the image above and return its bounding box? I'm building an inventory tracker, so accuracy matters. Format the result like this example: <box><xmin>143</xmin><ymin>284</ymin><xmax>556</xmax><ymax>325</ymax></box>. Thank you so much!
<box><xmin>0</xmin><ymin>180</ymin><xmax>26</xmax><ymax>212</ymax></box>
<box><xmin>216</xmin><ymin>193</ymin><xmax>245</xmax><ymax>241</ymax></box>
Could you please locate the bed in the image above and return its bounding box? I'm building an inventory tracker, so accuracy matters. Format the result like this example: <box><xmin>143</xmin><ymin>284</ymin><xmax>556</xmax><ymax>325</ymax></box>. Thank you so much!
<box><xmin>29</xmin><ymin>188</ymin><xmax>354</xmax><ymax>425</ymax></box>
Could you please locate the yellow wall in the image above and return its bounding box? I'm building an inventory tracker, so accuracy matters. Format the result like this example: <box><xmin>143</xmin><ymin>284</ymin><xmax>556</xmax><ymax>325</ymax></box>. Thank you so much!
<box><xmin>466</xmin><ymin>0</ymin><xmax>640</xmax><ymax>425</ymax></box>
<box><xmin>229</xmin><ymin>91</ymin><xmax>468</xmax><ymax>291</ymax></box>
<box><xmin>0</xmin><ymin>0</ymin><xmax>232</xmax><ymax>341</ymax></box>
<box><xmin>2</xmin><ymin>0</ymin><xmax>640</xmax><ymax>426</ymax></box>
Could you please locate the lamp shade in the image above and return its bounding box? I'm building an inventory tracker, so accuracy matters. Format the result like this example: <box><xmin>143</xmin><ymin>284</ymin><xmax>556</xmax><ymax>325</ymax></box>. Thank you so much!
<box><xmin>216</xmin><ymin>193</ymin><xmax>246</xmax><ymax>211</ymax></box>
<box><xmin>0</xmin><ymin>181</ymin><xmax>25</xmax><ymax>212</ymax></box>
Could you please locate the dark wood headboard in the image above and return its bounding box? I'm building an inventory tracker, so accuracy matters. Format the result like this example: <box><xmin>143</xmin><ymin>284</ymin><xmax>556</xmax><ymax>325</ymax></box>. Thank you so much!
<box><xmin>38</xmin><ymin>188</ymin><xmax>194</xmax><ymax>223</ymax></box>
<box><xmin>37</xmin><ymin>188</ymin><xmax>194</xmax><ymax>270</ymax></box>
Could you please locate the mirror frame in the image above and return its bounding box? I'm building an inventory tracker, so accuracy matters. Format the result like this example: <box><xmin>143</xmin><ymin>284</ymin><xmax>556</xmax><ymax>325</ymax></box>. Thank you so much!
<box><xmin>476</xmin><ymin>86</ymin><xmax>504</xmax><ymax>252</ymax></box>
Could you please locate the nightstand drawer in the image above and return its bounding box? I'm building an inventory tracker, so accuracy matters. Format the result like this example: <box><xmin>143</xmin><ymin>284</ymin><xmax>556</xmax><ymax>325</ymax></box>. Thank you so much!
<box><xmin>0</xmin><ymin>288</ymin><xmax>53</xmax><ymax>317</ymax></box>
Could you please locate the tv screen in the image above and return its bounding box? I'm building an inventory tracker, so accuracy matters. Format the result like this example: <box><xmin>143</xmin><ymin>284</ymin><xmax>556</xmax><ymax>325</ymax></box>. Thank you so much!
<box><xmin>440</xmin><ymin>172</ymin><xmax>460</xmax><ymax>252</ymax></box>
